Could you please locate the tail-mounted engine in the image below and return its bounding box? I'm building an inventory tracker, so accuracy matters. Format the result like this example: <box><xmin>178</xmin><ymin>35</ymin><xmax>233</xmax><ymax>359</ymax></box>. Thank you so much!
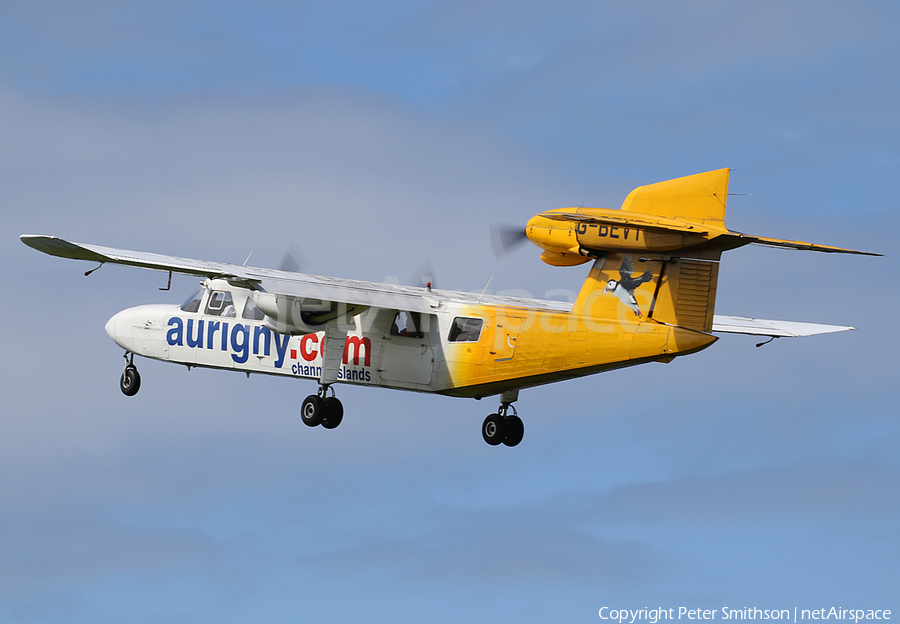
<box><xmin>519</xmin><ymin>168</ymin><xmax>873</xmax><ymax>266</ymax></box>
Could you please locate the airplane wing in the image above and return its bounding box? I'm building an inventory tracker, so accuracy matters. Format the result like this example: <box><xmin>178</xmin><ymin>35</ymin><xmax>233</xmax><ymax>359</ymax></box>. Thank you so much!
<box><xmin>20</xmin><ymin>235</ymin><xmax>437</xmax><ymax>314</ymax></box>
<box><xmin>20</xmin><ymin>236</ymin><xmax>863</xmax><ymax>339</ymax></box>
<box><xmin>711</xmin><ymin>315</ymin><xmax>854</xmax><ymax>337</ymax></box>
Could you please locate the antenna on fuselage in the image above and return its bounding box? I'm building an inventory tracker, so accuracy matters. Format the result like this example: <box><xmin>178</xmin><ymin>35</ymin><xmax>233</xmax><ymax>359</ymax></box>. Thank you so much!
<box><xmin>477</xmin><ymin>274</ymin><xmax>494</xmax><ymax>303</ymax></box>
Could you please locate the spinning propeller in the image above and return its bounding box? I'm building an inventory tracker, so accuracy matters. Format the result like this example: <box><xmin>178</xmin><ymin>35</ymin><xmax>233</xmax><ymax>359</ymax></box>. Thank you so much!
<box><xmin>279</xmin><ymin>243</ymin><xmax>308</xmax><ymax>273</ymax></box>
<box><xmin>490</xmin><ymin>224</ymin><xmax>530</xmax><ymax>259</ymax></box>
<box><xmin>277</xmin><ymin>241</ymin><xmax>438</xmax><ymax>290</ymax></box>
<box><xmin>408</xmin><ymin>260</ymin><xmax>437</xmax><ymax>289</ymax></box>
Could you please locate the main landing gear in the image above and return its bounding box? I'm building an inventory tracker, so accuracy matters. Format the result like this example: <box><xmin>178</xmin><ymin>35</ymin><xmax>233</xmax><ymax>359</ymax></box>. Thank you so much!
<box><xmin>482</xmin><ymin>400</ymin><xmax>524</xmax><ymax>447</ymax></box>
<box><xmin>301</xmin><ymin>385</ymin><xmax>344</xmax><ymax>430</ymax></box>
<box><xmin>120</xmin><ymin>352</ymin><xmax>141</xmax><ymax>396</ymax></box>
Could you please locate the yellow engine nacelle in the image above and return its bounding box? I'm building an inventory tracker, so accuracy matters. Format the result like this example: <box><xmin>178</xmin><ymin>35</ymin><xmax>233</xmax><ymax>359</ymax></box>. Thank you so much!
<box><xmin>526</xmin><ymin>215</ymin><xmax>578</xmax><ymax>252</ymax></box>
<box><xmin>526</xmin><ymin>211</ymin><xmax>707</xmax><ymax>266</ymax></box>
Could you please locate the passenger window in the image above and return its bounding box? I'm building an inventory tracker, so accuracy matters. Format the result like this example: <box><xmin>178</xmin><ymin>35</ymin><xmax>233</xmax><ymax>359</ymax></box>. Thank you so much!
<box><xmin>242</xmin><ymin>297</ymin><xmax>265</xmax><ymax>320</ymax></box>
<box><xmin>180</xmin><ymin>287</ymin><xmax>204</xmax><ymax>313</ymax></box>
<box><xmin>448</xmin><ymin>317</ymin><xmax>484</xmax><ymax>342</ymax></box>
<box><xmin>206</xmin><ymin>291</ymin><xmax>235</xmax><ymax>317</ymax></box>
<box><xmin>390</xmin><ymin>311</ymin><xmax>424</xmax><ymax>338</ymax></box>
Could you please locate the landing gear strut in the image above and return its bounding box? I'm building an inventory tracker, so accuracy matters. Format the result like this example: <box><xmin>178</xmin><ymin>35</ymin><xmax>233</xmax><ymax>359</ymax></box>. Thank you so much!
<box><xmin>120</xmin><ymin>352</ymin><xmax>141</xmax><ymax>396</ymax></box>
<box><xmin>482</xmin><ymin>391</ymin><xmax>524</xmax><ymax>447</ymax></box>
<box><xmin>301</xmin><ymin>385</ymin><xmax>343</xmax><ymax>429</ymax></box>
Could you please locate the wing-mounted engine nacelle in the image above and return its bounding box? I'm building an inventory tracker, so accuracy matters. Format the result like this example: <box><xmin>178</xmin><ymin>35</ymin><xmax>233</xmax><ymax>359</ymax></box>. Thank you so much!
<box><xmin>252</xmin><ymin>292</ymin><xmax>366</xmax><ymax>335</ymax></box>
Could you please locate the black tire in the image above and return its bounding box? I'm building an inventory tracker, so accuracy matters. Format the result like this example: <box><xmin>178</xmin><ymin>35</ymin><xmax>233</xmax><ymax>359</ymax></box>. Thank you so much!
<box><xmin>120</xmin><ymin>367</ymin><xmax>141</xmax><ymax>396</ymax></box>
<box><xmin>322</xmin><ymin>397</ymin><xmax>344</xmax><ymax>429</ymax></box>
<box><xmin>503</xmin><ymin>415</ymin><xmax>524</xmax><ymax>447</ymax></box>
<box><xmin>301</xmin><ymin>395</ymin><xmax>325</xmax><ymax>427</ymax></box>
<box><xmin>482</xmin><ymin>414</ymin><xmax>505</xmax><ymax>446</ymax></box>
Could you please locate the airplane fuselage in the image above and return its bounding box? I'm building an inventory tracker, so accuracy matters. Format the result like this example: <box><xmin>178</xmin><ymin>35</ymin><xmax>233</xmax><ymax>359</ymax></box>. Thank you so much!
<box><xmin>105</xmin><ymin>278</ymin><xmax>716</xmax><ymax>400</ymax></box>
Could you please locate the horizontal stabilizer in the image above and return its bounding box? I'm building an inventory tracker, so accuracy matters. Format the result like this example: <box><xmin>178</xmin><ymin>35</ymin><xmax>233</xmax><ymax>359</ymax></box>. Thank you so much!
<box><xmin>711</xmin><ymin>315</ymin><xmax>854</xmax><ymax>338</ymax></box>
<box><xmin>748</xmin><ymin>235</ymin><xmax>881</xmax><ymax>256</ymax></box>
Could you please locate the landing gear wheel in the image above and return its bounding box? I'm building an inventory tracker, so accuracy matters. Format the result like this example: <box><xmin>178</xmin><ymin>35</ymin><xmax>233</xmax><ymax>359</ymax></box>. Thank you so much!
<box><xmin>482</xmin><ymin>414</ymin><xmax>506</xmax><ymax>446</ymax></box>
<box><xmin>502</xmin><ymin>415</ymin><xmax>524</xmax><ymax>447</ymax></box>
<box><xmin>120</xmin><ymin>366</ymin><xmax>141</xmax><ymax>396</ymax></box>
<box><xmin>322</xmin><ymin>397</ymin><xmax>344</xmax><ymax>429</ymax></box>
<box><xmin>301</xmin><ymin>395</ymin><xmax>325</xmax><ymax>427</ymax></box>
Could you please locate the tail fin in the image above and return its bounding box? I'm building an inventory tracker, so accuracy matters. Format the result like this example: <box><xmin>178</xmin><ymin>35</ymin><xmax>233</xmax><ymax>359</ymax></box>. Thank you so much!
<box><xmin>620</xmin><ymin>168</ymin><xmax>730</xmax><ymax>226</ymax></box>
<box><xmin>573</xmin><ymin>251</ymin><xmax>720</xmax><ymax>333</ymax></box>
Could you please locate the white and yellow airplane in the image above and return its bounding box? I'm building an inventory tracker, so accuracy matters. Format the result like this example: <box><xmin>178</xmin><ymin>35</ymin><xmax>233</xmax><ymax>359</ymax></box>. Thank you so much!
<box><xmin>21</xmin><ymin>169</ymin><xmax>878</xmax><ymax>447</ymax></box>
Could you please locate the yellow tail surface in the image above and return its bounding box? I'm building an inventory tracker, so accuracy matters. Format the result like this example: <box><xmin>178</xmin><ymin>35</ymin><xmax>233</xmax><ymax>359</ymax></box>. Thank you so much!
<box><xmin>620</xmin><ymin>168</ymin><xmax>731</xmax><ymax>226</ymax></box>
<box><xmin>573</xmin><ymin>251</ymin><xmax>720</xmax><ymax>334</ymax></box>
<box><xmin>562</xmin><ymin>167</ymin><xmax>875</xmax><ymax>334</ymax></box>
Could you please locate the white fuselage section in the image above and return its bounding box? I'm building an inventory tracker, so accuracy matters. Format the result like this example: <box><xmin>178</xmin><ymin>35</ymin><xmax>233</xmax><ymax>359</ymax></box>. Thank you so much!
<box><xmin>104</xmin><ymin>280</ymin><xmax>455</xmax><ymax>394</ymax></box>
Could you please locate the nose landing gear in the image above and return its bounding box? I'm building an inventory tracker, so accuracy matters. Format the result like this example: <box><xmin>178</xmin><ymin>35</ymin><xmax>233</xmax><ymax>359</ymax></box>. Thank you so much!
<box><xmin>120</xmin><ymin>352</ymin><xmax>141</xmax><ymax>396</ymax></box>
<box><xmin>301</xmin><ymin>385</ymin><xmax>344</xmax><ymax>429</ymax></box>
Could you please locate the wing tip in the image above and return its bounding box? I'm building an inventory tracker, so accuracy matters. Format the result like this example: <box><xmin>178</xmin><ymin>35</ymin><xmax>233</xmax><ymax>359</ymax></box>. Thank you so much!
<box><xmin>20</xmin><ymin>234</ymin><xmax>57</xmax><ymax>252</ymax></box>
<box><xmin>19</xmin><ymin>234</ymin><xmax>111</xmax><ymax>263</ymax></box>
<box><xmin>20</xmin><ymin>233</ymin><xmax>51</xmax><ymax>244</ymax></box>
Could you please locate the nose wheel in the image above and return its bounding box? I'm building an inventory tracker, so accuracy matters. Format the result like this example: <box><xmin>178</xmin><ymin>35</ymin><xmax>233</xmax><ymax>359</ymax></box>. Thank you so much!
<box><xmin>482</xmin><ymin>401</ymin><xmax>524</xmax><ymax>447</ymax></box>
<box><xmin>301</xmin><ymin>385</ymin><xmax>344</xmax><ymax>429</ymax></box>
<box><xmin>120</xmin><ymin>352</ymin><xmax>141</xmax><ymax>396</ymax></box>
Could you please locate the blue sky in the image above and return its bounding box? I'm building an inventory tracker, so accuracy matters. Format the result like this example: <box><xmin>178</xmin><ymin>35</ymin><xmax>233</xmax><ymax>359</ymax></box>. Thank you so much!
<box><xmin>2</xmin><ymin>2</ymin><xmax>898</xmax><ymax>622</ymax></box>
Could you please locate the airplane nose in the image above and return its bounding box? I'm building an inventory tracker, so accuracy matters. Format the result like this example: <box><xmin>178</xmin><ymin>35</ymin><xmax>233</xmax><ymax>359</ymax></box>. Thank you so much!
<box><xmin>105</xmin><ymin>311</ymin><xmax>122</xmax><ymax>341</ymax></box>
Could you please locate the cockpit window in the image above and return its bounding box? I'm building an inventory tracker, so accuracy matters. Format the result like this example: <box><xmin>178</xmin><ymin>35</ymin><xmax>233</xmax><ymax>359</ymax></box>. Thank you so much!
<box><xmin>448</xmin><ymin>317</ymin><xmax>484</xmax><ymax>342</ymax></box>
<box><xmin>180</xmin><ymin>287</ymin><xmax>204</xmax><ymax>313</ymax></box>
<box><xmin>390</xmin><ymin>311</ymin><xmax>424</xmax><ymax>338</ymax></box>
<box><xmin>242</xmin><ymin>297</ymin><xmax>265</xmax><ymax>321</ymax></box>
<box><xmin>206</xmin><ymin>291</ymin><xmax>235</xmax><ymax>317</ymax></box>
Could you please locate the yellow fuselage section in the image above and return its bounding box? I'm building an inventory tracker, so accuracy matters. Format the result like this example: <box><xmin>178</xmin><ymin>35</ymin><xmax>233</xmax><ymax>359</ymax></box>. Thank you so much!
<box><xmin>440</xmin><ymin>300</ymin><xmax>715</xmax><ymax>398</ymax></box>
